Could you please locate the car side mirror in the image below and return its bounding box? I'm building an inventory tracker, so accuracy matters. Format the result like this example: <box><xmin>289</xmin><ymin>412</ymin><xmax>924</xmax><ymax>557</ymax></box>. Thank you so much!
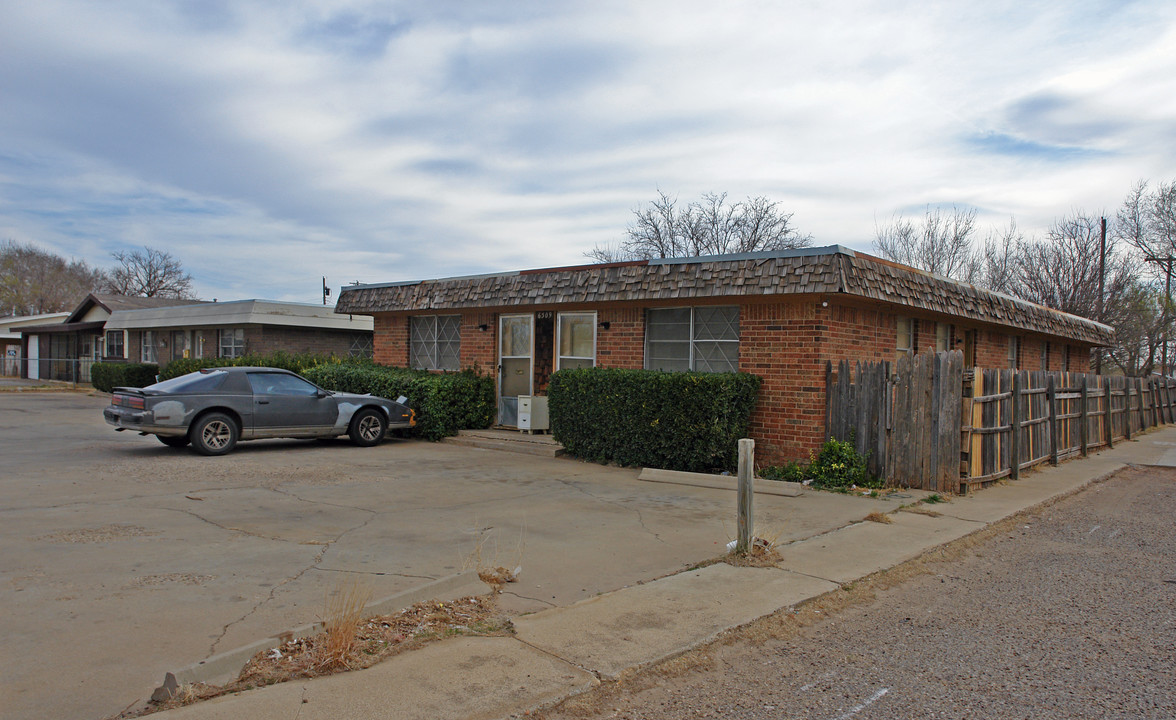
<box><xmin>316</xmin><ymin>390</ymin><xmax>330</xmax><ymax>398</ymax></box>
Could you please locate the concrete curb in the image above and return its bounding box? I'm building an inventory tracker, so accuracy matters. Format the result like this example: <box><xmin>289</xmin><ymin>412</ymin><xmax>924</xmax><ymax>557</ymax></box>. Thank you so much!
<box><xmin>638</xmin><ymin>467</ymin><xmax>804</xmax><ymax>496</ymax></box>
<box><xmin>165</xmin><ymin>571</ymin><xmax>487</xmax><ymax>690</ymax></box>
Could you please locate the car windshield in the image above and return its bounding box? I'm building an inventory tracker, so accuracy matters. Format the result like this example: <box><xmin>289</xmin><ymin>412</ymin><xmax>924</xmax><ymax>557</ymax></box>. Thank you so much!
<box><xmin>147</xmin><ymin>370</ymin><xmax>229</xmax><ymax>394</ymax></box>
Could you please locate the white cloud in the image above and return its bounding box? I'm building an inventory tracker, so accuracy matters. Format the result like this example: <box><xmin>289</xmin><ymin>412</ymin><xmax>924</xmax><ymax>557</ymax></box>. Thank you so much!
<box><xmin>1</xmin><ymin>0</ymin><xmax>1174</xmax><ymax>302</ymax></box>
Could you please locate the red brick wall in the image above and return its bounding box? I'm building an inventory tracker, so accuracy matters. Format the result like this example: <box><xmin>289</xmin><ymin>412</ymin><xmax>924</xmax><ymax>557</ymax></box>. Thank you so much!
<box><xmin>596</xmin><ymin>306</ymin><xmax>644</xmax><ymax>369</ymax></box>
<box><xmin>367</xmin><ymin>301</ymin><xmax>1100</xmax><ymax>465</ymax></box>
<box><xmin>460</xmin><ymin>311</ymin><xmax>497</xmax><ymax>372</ymax></box>
<box><xmin>373</xmin><ymin>315</ymin><xmax>409</xmax><ymax>366</ymax></box>
<box><xmin>738</xmin><ymin>301</ymin><xmax>825</xmax><ymax>463</ymax></box>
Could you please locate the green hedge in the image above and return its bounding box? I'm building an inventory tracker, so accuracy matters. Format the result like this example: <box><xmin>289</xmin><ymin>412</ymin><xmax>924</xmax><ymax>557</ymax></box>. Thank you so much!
<box><xmin>157</xmin><ymin>351</ymin><xmax>348</xmax><ymax>381</ymax></box>
<box><xmin>91</xmin><ymin>362</ymin><xmax>160</xmax><ymax>392</ymax></box>
<box><xmin>302</xmin><ymin>364</ymin><xmax>495</xmax><ymax>441</ymax></box>
<box><xmin>547</xmin><ymin>368</ymin><xmax>761</xmax><ymax>473</ymax></box>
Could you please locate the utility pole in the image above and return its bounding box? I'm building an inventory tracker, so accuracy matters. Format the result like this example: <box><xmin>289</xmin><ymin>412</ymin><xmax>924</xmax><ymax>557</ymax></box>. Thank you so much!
<box><xmin>1098</xmin><ymin>217</ymin><xmax>1106</xmax><ymax>375</ymax></box>
<box><xmin>322</xmin><ymin>277</ymin><xmax>331</xmax><ymax>306</ymax></box>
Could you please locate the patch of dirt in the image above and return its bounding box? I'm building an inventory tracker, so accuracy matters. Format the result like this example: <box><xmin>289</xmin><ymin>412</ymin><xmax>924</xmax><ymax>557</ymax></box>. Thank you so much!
<box><xmin>127</xmin><ymin>574</ymin><xmax>216</xmax><ymax>588</ymax></box>
<box><xmin>38</xmin><ymin>524</ymin><xmax>159</xmax><ymax>544</ymax></box>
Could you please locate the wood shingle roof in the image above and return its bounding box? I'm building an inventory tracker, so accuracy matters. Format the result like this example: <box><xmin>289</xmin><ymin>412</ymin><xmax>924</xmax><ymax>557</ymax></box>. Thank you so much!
<box><xmin>336</xmin><ymin>246</ymin><xmax>1112</xmax><ymax>345</ymax></box>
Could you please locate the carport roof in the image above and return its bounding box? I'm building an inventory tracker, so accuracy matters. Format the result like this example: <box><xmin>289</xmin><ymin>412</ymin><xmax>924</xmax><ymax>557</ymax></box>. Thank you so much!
<box><xmin>335</xmin><ymin>246</ymin><xmax>1113</xmax><ymax>346</ymax></box>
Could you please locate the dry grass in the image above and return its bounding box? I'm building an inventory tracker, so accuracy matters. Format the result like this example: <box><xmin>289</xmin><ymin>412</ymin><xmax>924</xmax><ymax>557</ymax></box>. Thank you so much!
<box><xmin>864</xmin><ymin>511</ymin><xmax>893</xmax><ymax>524</ymax></box>
<box><xmin>724</xmin><ymin>536</ymin><xmax>782</xmax><ymax>567</ymax></box>
<box><xmin>903</xmin><ymin>506</ymin><xmax>943</xmax><ymax>517</ymax></box>
<box><xmin>321</xmin><ymin>578</ymin><xmax>373</xmax><ymax>671</ymax></box>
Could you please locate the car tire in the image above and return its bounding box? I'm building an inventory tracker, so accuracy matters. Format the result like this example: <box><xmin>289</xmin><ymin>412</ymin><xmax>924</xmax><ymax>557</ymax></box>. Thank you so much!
<box><xmin>190</xmin><ymin>412</ymin><xmax>239</xmax><ymax>456</ymax></box>
<box><xmin>158</xmin><ymin>435</ymin><xmax>190</xmax><ymax>449</ymax></box>
<box><xmin>349</xmin><ymin>408</ymin><xmax>387</xmax><ymax>447</ymax></box>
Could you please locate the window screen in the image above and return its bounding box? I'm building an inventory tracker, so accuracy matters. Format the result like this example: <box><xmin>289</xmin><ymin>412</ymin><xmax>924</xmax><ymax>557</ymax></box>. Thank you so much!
<box><xmin>645</xmin><ymin>306</ymin><xmax>738</xmax><ymax>373</ymax></box>
<box><xmin>410</xmin><ymin>316</ymin><xmax>461</xmax><ymax>371</ymax></box>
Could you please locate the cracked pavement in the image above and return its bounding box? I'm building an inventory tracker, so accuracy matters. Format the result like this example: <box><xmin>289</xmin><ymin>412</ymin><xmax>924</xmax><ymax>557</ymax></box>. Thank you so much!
<box><xmin>1</xmin><ymin>392</ymin><xmax>912</xmax><ymax>720</ymax></box>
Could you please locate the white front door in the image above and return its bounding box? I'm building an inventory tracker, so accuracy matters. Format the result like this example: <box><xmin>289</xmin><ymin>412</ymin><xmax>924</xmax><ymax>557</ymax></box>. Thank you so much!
<box><xmin>27</xmin><ymin>334</ymin><xmax>39</xmax><ymax>379</ymax></box>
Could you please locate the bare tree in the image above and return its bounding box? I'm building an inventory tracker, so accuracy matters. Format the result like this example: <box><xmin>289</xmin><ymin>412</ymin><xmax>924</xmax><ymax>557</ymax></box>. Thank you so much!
<box><xmin>873</xmin><ymin>206</ymin><xmax>983</xmax><ymax>283</ymax></box>
<box><xmin>588</xmin><ymin>191</ymin><xmax>811</xmax><ymax>262</ymax></box>
<box><xmin>0</xmin><ymin>240</ymin><xmax>106</xmax><ymax>315</ymax></box>
<box><xmin>1103</xmin><ymin>281</ymin><xmax>1174</xmax><ymax>376</ymax></box>
<box><xmin>104</xmin><ymin>246</ymin><xmax>195</xmax><ymax>298</ymax></box>
<box><xmin>1015</xmin><ymin>212</ymin><xmax>1130</xmax><ymax>320</ymax></box>
<box><xmin>976</xmin><ymin>218</ymin><xmax>1023</xmax><ymax>294</ymax></box>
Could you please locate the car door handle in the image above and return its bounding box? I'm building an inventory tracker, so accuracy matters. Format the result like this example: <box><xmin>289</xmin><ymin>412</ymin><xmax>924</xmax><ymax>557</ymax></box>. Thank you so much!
<box><xmin>256</xmin><ymin>400</ymin><xmax>270</xmax><ymax>405</ymax></box>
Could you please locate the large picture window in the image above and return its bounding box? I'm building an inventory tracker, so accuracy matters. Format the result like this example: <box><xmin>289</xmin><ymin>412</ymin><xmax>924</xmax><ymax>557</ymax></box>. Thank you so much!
<box><xmin>219</xmin><ymin>328</ymin><xmax>245</xmax><ymax>358</ymax></box>
<box><xmin>645</xmin><ymin>306</ymin><xmax>739</xmax><ymax>373</ymax></box>
<box><xmin>410</xmin><ymin>316</ymin><xmax>460</xmax><ymax>371</ymax></box>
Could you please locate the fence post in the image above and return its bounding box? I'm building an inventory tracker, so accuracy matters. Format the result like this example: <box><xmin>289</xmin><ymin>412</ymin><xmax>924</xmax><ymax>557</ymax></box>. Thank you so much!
<box><xmin>736</xmin><ymin>438</ymin><xmax>754</xmax><ymax>555</ymax></box>
<box><xmin>1047</xmin><ymin>374</ymin><xmax>1059</xmax><ymax>466</ymax></box>
<box><xmin>1124</xmin><ymin>378</ymin><xmax>1133</xmax><ymax>440</ymax></box>
<box><xmin>1103</xmin><ymin>375</ymin><xmax>1114</xmax><ymax>450</ymax></box>
<box><xmin>1151</xmin><ymin>377</ymin><xmax>1161</xmax><ymax>427</ymax></box>
<box><xmin>1080</xmin><ymin>380</ymin><xmax>1089</xmax><ymax>457</ymax></box>
<box><xmin>1136</xmin><ymin>378</ymin><xmax>1146</xmax><ymax>432</ymax></box>
<box><xmin>1010</xmin><ymin>371</ymin><xmax>1021</xmax><ymax>480</ymax></box>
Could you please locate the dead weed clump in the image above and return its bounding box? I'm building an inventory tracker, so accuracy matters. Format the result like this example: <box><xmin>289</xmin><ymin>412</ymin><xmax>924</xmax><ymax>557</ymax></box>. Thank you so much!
<box><xmin>236</xmin><ymin>594</ymin><xmax>506</xmax><ymax>686</ymax></box>
<box><xmin>864</xmin><ymin>511</ymin><xmax>893</xmax><ymax>524</ymax></box>
<box><xmin>135</xmin><ymin>594</ymin><xmax>508</xmax><ymax>717</ymax></box>
<box><xmin>724</xmin><ymin>537</ymin><xmax>782</xmax><ymax>567</ymax></box>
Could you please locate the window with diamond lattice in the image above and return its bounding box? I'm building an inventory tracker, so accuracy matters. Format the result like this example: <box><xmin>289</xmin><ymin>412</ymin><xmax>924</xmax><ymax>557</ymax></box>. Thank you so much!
<box><xmin>349</xmin><ymin>334</ymin><xmax>373</xmax><ymax>359</ymax></box>
<box><xmin>645</xmin><ymin>306</ymin><xmax>739</xmax><ymax>373</ymax></box>
<box><xmin>410</xmin><ymin>316</ymin><xmax>460</xmax><ymax>371</ymax></box>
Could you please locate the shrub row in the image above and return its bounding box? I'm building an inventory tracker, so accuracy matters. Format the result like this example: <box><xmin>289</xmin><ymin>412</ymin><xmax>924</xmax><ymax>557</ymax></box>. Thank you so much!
<box><xmin>547</xmin><ymin>368</ymin><xmax>761</xmax><ymax>473</ymax></box>
<box><xmin>90</xmin><ymin>362</ymin><xmax>160</xmax><ymax>392</ymax></box>
<box><xmin>302</xmin><ymin>364</ymin><xmax>495</xmax><ymax>441</ymax></box>
<box><xmin>156</xmin><ymin>351</ymin><xmax>348</xmax><ymax>381</ymax></box>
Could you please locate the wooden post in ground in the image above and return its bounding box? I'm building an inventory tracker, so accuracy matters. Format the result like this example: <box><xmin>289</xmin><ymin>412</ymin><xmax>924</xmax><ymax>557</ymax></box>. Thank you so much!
<box><xmin>736</xmin><ymin>438</ymin><xmax>754</xmax><ymax>555</ymax></box>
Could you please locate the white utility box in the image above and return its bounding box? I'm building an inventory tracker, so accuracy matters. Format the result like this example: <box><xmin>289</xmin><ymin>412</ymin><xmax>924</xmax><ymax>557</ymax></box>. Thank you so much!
<box><xmin>517</xmin><ymin>395</ymin><xmax>550</xmax><ymax>433</ymax></box>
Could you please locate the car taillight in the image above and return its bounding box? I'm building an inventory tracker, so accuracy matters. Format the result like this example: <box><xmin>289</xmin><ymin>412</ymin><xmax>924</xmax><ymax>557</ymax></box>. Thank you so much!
<box><xmin>115</xmin><ymin>394</ymin><xmax>145</xmax><ymax>410</ymax></box>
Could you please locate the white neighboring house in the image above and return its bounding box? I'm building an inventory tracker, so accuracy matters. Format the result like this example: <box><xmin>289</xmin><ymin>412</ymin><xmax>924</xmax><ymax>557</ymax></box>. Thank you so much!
<box><xmin>102</xmin><ymin>299</ymin><xmax>374</xmax><ymax>369</ymax></box>
<box><xmin>1</xmin><ymin>312</ymin><xmax>69</xmax><ymax>377</ymax></box>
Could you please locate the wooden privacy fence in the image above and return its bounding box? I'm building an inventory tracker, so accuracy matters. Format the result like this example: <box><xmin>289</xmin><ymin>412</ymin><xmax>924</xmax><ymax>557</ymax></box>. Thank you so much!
<box><xmin>826</xmin><ymin>352</ymin><xmax>1176</xmax><ymax>493</ymax></box>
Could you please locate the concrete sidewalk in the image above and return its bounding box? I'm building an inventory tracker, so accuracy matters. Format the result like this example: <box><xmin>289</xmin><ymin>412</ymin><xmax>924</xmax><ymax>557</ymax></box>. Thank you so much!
<box><xmin>153</xmin><ymin>428</ymin><xmax>1176</xmax><ymax>720</ymax></box>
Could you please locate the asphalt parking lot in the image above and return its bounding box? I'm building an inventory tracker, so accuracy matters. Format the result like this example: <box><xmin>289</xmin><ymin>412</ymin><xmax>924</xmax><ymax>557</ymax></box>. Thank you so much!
<box><xmin>0</xmin><ymin>391</ymin><xmax>909</xmax><ymax>720</ymax></box>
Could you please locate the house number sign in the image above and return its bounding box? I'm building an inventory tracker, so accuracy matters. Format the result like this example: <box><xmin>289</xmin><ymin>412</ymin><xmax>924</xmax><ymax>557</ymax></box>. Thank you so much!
<box><xmin>536</xmin><ymin>311</ymin><xmax>553</xmax><ymax>319</ymax></box>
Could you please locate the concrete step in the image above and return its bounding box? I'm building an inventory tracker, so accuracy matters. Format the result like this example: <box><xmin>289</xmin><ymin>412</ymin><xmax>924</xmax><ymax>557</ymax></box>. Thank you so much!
<box><xmin>443</xmin><ymin>430</ymin><xmax>565</xmax><ymax>458</ymax></box>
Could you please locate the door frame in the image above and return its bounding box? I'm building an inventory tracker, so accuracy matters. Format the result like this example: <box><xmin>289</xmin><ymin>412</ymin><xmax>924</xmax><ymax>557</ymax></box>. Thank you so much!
<box><xmin>498</xmin><ymin>313</ymin><xmax>534</xmax><ymax>426</ymax></box>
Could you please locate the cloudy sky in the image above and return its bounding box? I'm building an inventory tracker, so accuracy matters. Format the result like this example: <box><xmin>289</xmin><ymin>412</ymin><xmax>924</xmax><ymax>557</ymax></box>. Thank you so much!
<box><xmin>2</xmin><ymin>1</ymin><xmax>1174</xmax><ymax>303</ymax></box>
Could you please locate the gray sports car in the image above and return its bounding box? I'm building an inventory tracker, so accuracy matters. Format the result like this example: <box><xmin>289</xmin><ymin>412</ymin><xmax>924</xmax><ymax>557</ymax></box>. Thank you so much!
<box><xmin>103</xmin><ymin>366</ymin><xmax>415</xmax><ymax>455</ymax></box>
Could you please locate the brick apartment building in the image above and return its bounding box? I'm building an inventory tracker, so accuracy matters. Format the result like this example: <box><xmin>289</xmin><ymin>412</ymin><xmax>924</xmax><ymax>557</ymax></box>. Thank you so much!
<box><xmin>335</xmin><ymin>246</ymin><xmax>1112</xmax><ymax>464</ymax></box>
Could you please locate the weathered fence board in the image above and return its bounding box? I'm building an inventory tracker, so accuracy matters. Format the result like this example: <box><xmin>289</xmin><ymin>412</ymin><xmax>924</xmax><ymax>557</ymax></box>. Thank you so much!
<box><xmin>828</xmin><ymin>354</ymin><xmax>1175</xmax><ymax>494</ymax></box>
